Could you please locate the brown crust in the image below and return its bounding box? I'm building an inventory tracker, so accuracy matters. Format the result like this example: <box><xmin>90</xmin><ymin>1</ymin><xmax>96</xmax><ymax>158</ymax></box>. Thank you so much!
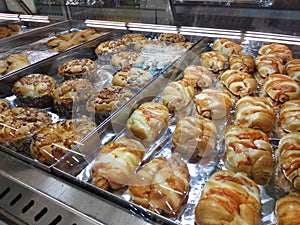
<box><xmin>229</xmin><ymin>54</ymin><xmax>255</xmax><ymax>73</ymax></box>
<box><xmin>200</xmin><ymin>51</ymin><xmax>227</xmax><ymax>72</ymax></box>
<box><xmin>213</xmin><ymin>38</ymin><xmax>243</xmax><ymax>56</ymax></box>
<box><xmin>258</xmin><ymin>43</ymin><xmax>293</xmax><ymax>62</ymax></box>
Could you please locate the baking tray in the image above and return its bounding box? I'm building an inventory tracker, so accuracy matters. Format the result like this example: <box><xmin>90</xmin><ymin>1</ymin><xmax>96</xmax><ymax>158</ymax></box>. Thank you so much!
<box><xmin>53</xmin><ymin>36</ymin><xmax>300</xmax><ymax>225</ymax></box>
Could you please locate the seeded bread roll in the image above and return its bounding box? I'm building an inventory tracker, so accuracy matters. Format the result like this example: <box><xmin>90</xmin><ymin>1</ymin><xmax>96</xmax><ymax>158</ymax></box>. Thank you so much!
<box><xmin>262</xmin><ymin>74</ymin><xmax>300</xmax><ymax>103</ymax></box>
<box><xmin>195</xmin><ymin>170</ymin><xmax>261</xmax><ymax>225</ymax></box>
<box><xmin>0</xmin><ymin>99</ymin><xmax>10</xmax><ymax>113</ymax></box>
<box><xmin>91</xmin><ymin>137</ymin><xmax>145</xmax><ymax>190</ymax></box>
<box><xmin>183</xmin><ymin>65</ymin><xmax>213</xmax><ymax>88</ymax></box>
<box><xmin>275</xmin><ymin>192</ymin><xmax>300</xmax><ymax>225</ymax></box>
<box><xmin>126</xmin><ymin>102</ymin><xmax>169</xmax><ymax>143</ymax></box>
<box><xmin>229</xmin><ymin>54</ymin><xmax>255</xmax><ymax>73</ymax></box>
<box><xmin>224</xmin><ymin>125</ymin><xmax>274</xmax><ymax>185</ymax></box>
<box><xmin>51</xmin><ymin>79</ymin><xmax>94</xmax><ymax>118</ymax></box>
<box><xmin>277</xmin><ymin>132</ymin><xmax>300</xmax><ymax>190</ymax></box>
<box><xmin>111</xmin><ymin>51</ymin><xmax>143</xmax><ymax>69</ymax></box>
<box><xmin>285</xmin><ymin>58</ymin><xmax>300</xmax><ymax>82</ymax></box>
<box><xmin>12</xmin><ymin>74</ymin><xmax>56</xmax><ymax>108</ymax></box>
<box><xmin>200</xmin><ymin>51</ymin><xmax>227</xmax><ymax>73</ymax></box>
<box><xmin>258</xmin><ymin>43</ymin><xmax>293</xmax><ymax>62</ymax></box>
<box><xmin>172</xmin><ymin>116</ymin><xmax>217</xmax><ymax>160</ymax></box>
<box><xmin>221</xmin><ymin>69</ymin><xmax>257</xmax><ymax>97</ymax></box>
<box><xmin>31</xmin><ymin>116</ymin><xmax>96</xmax><ymax>164</ymax></box>
<box><xmin>280</xmin><ymin>100</ymin><xmax>300</xmax><ymax>133</ymax></box>
<box><xmin>158</xmin><ymin>33</ymin><xmax>185</xmax><ymax>43</ymax></box>
<box><xmin>121</xmin><ymin>33</ymin><xmax>147</xmax><ymax>47</ymax></box>
<box><xmin>213</xmin><ymin>38</ymin><xmax>243</xmax><ymax>56</ymax></box>
<box><xmin>128</xmin><ymin>153</ymin><xmax>190</xmax><ymax>215</ymax></box>
<box><xmin>58</xmin><ymin>58</ymin><xmax>97</xmax><ymax>81</ymax></box>
<box><xmin>234</xmin><ymin>96</ymin><xmax>276</xmax><ymax>133</ymax></box>
<box><xmin>255</xmin><ymin>55</ymin><xmax>284</xmax><ymax>79</ymax></box>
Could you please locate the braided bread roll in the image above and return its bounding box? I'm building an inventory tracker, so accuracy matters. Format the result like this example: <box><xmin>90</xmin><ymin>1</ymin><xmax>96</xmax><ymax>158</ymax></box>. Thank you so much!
<box><xmin>258</xmin><ymin>43</ymin><xmax>293</xmax><ymax>62</ymax></box>
<box><xmin>213</xmin><ymin>38</ymin><xmax>243</xmax><ymax>56</ymax></box>
<box><xmin>128</xmin><ymin>153</ymin><xmax>190</xmax><ymax>215</ymax></box>
<box><xmin>255</xmin><ymin>55</ymin><xmax>284</xmax><ymax>78</ymax></box>
<box><xmin>229</xmin><ymin>54</ymin><xmax>255</xmax><ymax>73</ymax></box>
<box><xmin>285</xmin><ymin>58</ymin><xmax>300</xmax><ymax>82</ymax></box>
<box><xmin>195</xmin><ymin>170</ymin><xmax>261</xmax><ymax>225</ymax></box>
<box><xmin>275</xmin><ymin>192</ymin><xmax>300</xmax><ymax>225</ymax></box>
<box><xmin>277</xmin><ymin>132</ymin><xmax>300</xmax><ymax>190</ymax></box>
<box><xmin>280</xmin><ymin>100</ymin><xmax>300</xmax><ymax>133</ymax></box>
<box><xmin>91</xmin><ymin>137</ymin><xmax>145</xmax><ymax>190</ymax></box>
<box><xmin>224</xmin><ymin>125</ymin><xmax>274</xmax><ymax>185</ymax></box>
<box><xmin>200</xmin><ymin>51</ymin><xmax>227</xmax><ymax>73</ymax></box>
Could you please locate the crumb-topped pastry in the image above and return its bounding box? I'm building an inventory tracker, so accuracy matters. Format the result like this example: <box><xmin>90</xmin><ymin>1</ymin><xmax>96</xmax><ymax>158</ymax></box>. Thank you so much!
<box><xmin>195</xmin><ymin>170</ymin><xmax>260</xmax><ymax>225</ymax></box>
<box><xmin>86</xmin><ymin>85</ymin><xmax>134</xmax><ymax>124</ymax></box>
<box><xmin>194</xmin><ymin>89</ymin><xmax>232</xmax><ymax>120</ymax></box>
<box><xmin>91</xmin><ymin>137</ymin><xmax>145</xmax><ymax>190</ymax></box>
<box><xmin>234</xmin><ymin>96</ymin><xmax>276</xmax><ymax>133</ymax></box>
<box><xmin>224</xmin><ymin>125</ymin><xmax>274</xmax><ymax>185</ymax></box>
<box><xmin>0</xmin><ymin>99</ymin><xmax>10</xmax><ymax>113</ymax></box>
<box><xmin>229</xmin><ymin>54</ymin><xmax>255</xmax><ymax>73</ymax></box>
<box><xmin>111</xmin><ymin>51</ymin><xmax>143</xmax><ymax>69</ymax></box>
<box><xmin>126</xmin><ymin>102</ymin><xmax>169</xmax><ymax>143</ymax></box>
<box><xmin>161</xmin><ymin>79</ymin><xmax>195</xmax><ymax>113</ymax></box>
<box><xmin>0</xmin><ymin>107</ymin><xmax>52</xmax><ymax>150</ymax></box>
<box><xmin>262</xmin><ymin>74</ymin><xmax>300</xmax><ymax>103</ymax></box>
<box><xmin>277</xmin><ymin>132</ymin><xmax>300</xmax><ymax>190</ymax></box>
<box><xmin>128</xmin><ymin>153</ymin><xmax>190</xmax><ymax>215</ymax></box>
<box><xmin>112</xmin><ymin>68</ymin><xmax>152</xmax><ymax>91</ymax></box>
<box><xmin>285</xmin><ymin>58</ymin><xmax>300</xmax><ymax>82</ymax></box>
<box><xmin>12</xmin><ymin>74</ymin><xmax>56</xmax><ymax>108</ymax></box>
<box><xmin>255</xmin><ymin>55</ymin><xmax>284</xmax><ymax>79</ymax></box>
<box><xmin>172</xmin><ymin>116</ymin><xmax>217</xmax><ymax>160</ymax></box>
<box><xmin>183</xmin><ymin>65</ymin><xmax>213</xmax><ymax>88</ymax></box>
<box><xmin>258</xmin><ymin>43</ymin><xmax>293</xmax><ymax>62</ymax></box>
<box><xmin>221</xmin><ymin>69</ymin><xmax>257</xmax><ymax>97</ymax></box>
<box><xmin>31</xmin><ymin>116</ymin><xmax>96</xmax><ymax>164</ymax></box>
<box><xmin>121</xmin><ymin>33</ymin><xmax>147</xmax><ymax>47</ymax></box>
<box><xmin>51</xmin><ymin>79</ymin><xmax>95</xmax><ymax>118</ymax></box>
<box><xmin>95</xmin><ymin>39</ymin><xmax>127</xmax><ymax>61</ymax></box>
<box><xmin>58</xmin><ymin>58</ymin><xmax>97</xmax><ymax>81</ymax></box>
<box><xmin>133</xmin><ymin>39</ymin><xmax>165</xmax><ymax>52</ymax></box>
<box><xmin>158</xmin><ymin>33</ymin><xmax>185</xmax><ymax>43</ymax></box>
<box><xmin>213</xmin><ymin>38</ymin><xmax>243</xmax><ymax>56</ymax></box>
<box><xmin>275</xmin><ymin>192</ymin><xmax>300</xmax><ymax>225</ymax></box>
<box><xmin>200</xmin><ymin>51</ymin><xmax>227</xmax><ymax>73</ymax></box>
<box><xmin>280</xmin><ymin>100</ymin><xmax>300</xmax><ymax>133</ymax></box>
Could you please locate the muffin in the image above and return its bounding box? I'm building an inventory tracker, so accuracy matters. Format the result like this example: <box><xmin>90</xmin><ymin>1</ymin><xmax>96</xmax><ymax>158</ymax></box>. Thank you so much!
<box><xmin>86</xmin><ymin>85</ymin><xmax>134</xmax><ymax>124</ymax></box>
<box><xmin>0</xmin><ymin>99</ymin><xmax>10</xmax><ymax>113</ymax></box>
<box><xmin>0</xmin><ymin>107</ymin><xmax>52</xmax><ymax>151</ymax></box>
<box><xmin>31</xmin><ymin>115</ymin><xmax>96</xmax><ymax>164</ymax></box>
<box><xmin>95</xmin><ymin>40</ymin><xmax>127</xmax><ymax>61</ymax></box>
<box><xmin>12</xmin><ymin>74</ymin><xmax>56</xmax><ymax>108</ymax></box>
<box><xmin>51</xmin><ymin>79</ymin><xmax>95</xmax><ymax>118</ymax></box>
<box><xmin>58</xmin><ymin>58</ymin><xmax>97</xmax><ymax>81</ymax></box>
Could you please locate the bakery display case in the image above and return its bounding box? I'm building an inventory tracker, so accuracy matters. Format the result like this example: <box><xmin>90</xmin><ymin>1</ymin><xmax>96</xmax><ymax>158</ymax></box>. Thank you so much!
<box><xmin>1</xmin><ymin>1</ymin><xmax>300</xmax><ymax>225</ymax></box>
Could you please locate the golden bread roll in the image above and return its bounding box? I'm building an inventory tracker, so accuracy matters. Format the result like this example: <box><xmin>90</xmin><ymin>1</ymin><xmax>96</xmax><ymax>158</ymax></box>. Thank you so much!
<box><xmin>194</xmin><ymin>89</ymin><xmax>232</xmax><ymax>120</ymax></box>
<box><xmin>161</xmin><ymin>79</ymin><xmax>195</xmax><ymax>112</ymax></box>
<box><xmin>158</xmin><ymin>33</ymin><xmax>185</xmax><ymax>43</ymax></box>
<box><xmin>229</xmin><ymin>54</ymin><xmax>255</xmax><ymax>73</ymax></box>
<box><xmin>280</xmin><ymin>100</ymin><xmax>300</xmax><ymax>133</ymax></box>
<box><xmin>31</xmin><ymin>116</ymin><xmax>96</xmax><ymax>164</ymax></box>
<box><xmin>126</xmin><ymin>102</ymin><xmax>169</xmax><ymax>143</ymax></box>
<box><xmin>258</xmin><ymin>43</ymin><xmax>293</xmax><ymax>62</ymax></box>
<box><xmin>213</xmin><ymin>38</ymin><xmax>243</xmax><ymax>56</ymax></box>
<box><xmin>262</xmin><ymin>74</ymin><xmax>300</xmax><ymax>103</ymax></box>
<box><xmin>224</xmin><ymin>125</ymin><xmax>274</xmax><ymax>185</ymax></box>
<box><xmin>285</xmin><ymin>58</ymin><xmax>300</xmax><ymax>82</ymax></box>
<box><xmin>0</xmin><ymin>99</ymin><xmax>10</xmax><ymax>113</ymax></box>
<box><xmin>275</xmin><ymin>192</ymin><xmax>300</xmax><ymax>225</ymax></box>
<box><xmin>91</xmin><ymin>137</ymin><xmax>145</xmax><ymax>190</ymax></box>
<box><xmin>172</xmin><ymin>116</ymin><xmax>217</xmax><ymax>160</ymax></box>
<box><xmin>200</xmin><ymin>51</ymin><xmax>227</xmax><ymax>73</ymax></box>
<box><xmin>234</xmin><ymin>96</ymin><xmax>276</xmax><ymax>133</ymax></box>
<box><xmin>195</xmin><ymin>170</ymin><xmax>261</xmax><ymax>225</ymax></box>
<box><xmin>221</xmin><ymin>69</ymin><xmax>257</xmax><ymax>97</ymax></box>
<box><xmin>255</xmin><ymin>55</ymin><xmax>284</xmax><ymax>78</ymax></box>
<box><xmin>183</xmin><ymin>65</ymin><xmax>213</xmax><ymax>88</ymax></box>
<box><xmin>277</xmin><ymin>132</ymin><xmax>300</xmax><ymax>190</ymax></box>
<box><xmin>128</xmin><ymin>153</ymin><xmax>190</xmax><ymax>215</ymax></box>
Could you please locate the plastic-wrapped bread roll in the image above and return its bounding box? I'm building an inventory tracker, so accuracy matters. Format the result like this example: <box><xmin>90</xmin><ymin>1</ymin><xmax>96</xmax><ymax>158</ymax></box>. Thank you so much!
<box><xmin>275</xmin><ymin>192</ymin><xmax>300</xmax><ymax>225</ymax></box>
<box><xmin>183</xmin><ymin>65</ymin><xmax>213</xmax><ymax>88</ymax></box>
<box><xmin>200</xmin><ymin>51</ymin><xmax>227</xmax><ymax>73</ymax></box>
<box><xmin>91</xmin><ymin>137</ymin><xmax>145</xmax><ymax>190</ymax></box>
<box><xmin>258</xmin><ymin>43</ymin><xmax>293</xmax><ymax>62</ymax></box>
<box><xmin>255</xmin><ymin>55</ymin><xmax>284</xmax><ymax>78</ymax></box>
<box><xmin>235</xmin><ymin>96</ymin><xmax>276</xmax><ymax>133</ymax></box>
<box><xmin>195</xmin><ymin>170</ymin><xmax>261</xmax><ymax>225</ymax></box>
<box><xmin>221</xmin><ymin>69</ymin><xmax>257</xmax><ymax>97</ymax></box>
<box><xmin>194</xmin><ymin>89</ymin><xmax>232</xmax><ymax>120</ymax></box>
<box><xmin>285</xmin><ymin>58</ymin><xmax>300</xmax><ymax>82</ymax></box>
<box><xmin>224</xmin><ymin>125</ymin><xmax>274</xmax><ymax>185</ymax></box>
<box><xmin>161</xmin><ymin>79</ymin><xmax>195</xmax><ymax>113</ymax></box>
<box><xmin>262</xmin><ymin>74</ymin><xmax>300</xmax><ymax>103</ymax></box>
<box><xmin>172</xmin><ymin>116</ymin><xmax>217</xmax><ymax>160</ymax></box>
<box><xmin>126</xmin><ymin>102</ymin><xmax>169</xmax><ymax>142</ymax></box>
<box><xmin>128</xmin><ymin>153</ymin><xmax>190</xmax><ymax>215</ymax></box>
<box><xmin>229</xmin><ymin>54</ymin><xmax>255</xmax><ymax>73</ymax></box>
<box><xmin>280</xmin><ymin>100</ymin><xmax>300</xmax><ymax>133</ymax></box>
<box><xmin>277</xmin><ymin>132</ymin><xmax>300</xmax><ymax>190</ymax></box>
<box><xmin>213</xmin><ymin>38</ymin><xmax>243</xmax><ymax>56</ymax></box>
